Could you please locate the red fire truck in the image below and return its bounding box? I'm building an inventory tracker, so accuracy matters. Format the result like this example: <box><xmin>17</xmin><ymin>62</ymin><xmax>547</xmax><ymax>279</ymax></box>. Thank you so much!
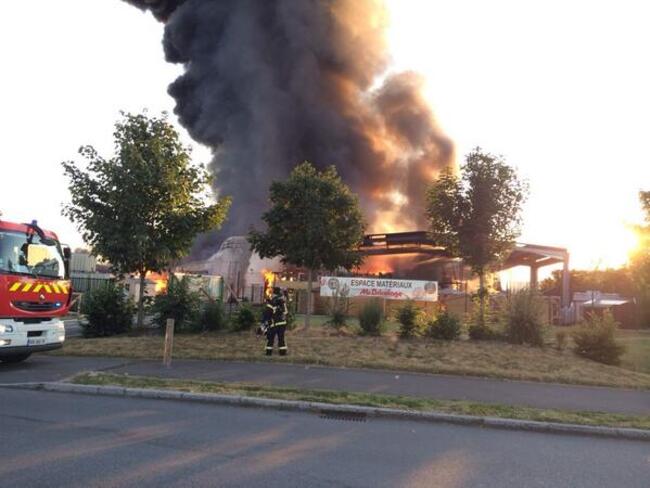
<box><xmin>0</xmin><ymin>216</ymin><xmax>71</xmax><ymax>363</ymax></box>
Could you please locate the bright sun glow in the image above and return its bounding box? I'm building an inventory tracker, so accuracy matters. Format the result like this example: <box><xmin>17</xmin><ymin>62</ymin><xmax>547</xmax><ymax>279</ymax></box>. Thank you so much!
<box><xmin>501</xmin><ymin>225</ymin><xmax>642</xmax><ymax>289</ymax></box>
<box><xmin>569</xmin><ymin>225</ymin><xmax>641</xmax><ymax>269</ymax></box>
<box><xmin>385</xmin><ymin>0</ymin><xmax>650</xmax><ymax>269</ymax></box>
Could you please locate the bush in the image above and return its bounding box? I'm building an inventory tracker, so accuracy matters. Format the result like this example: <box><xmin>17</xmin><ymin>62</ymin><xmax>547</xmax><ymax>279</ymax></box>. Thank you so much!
<box><xmin>231</xmin><ymin>304</ymin><xmax>258</xmax><ymax>331</ymax></box>
<box><xmin>469</xmin><ymin>294</ymin><xmax>500</xmax><ymax>329</ymax></box>
<box><xmin>326</xmin><ymin>292</ymin><xmax>349</xmax><ymax>328</ymax></box>
<box><xmin>358</xmin><ymin>300</ymin><xmax>384</xmax><ymax>336</ymax></box>
<box><xmin>555</xmin><ymin>330</ymin><xmax>568</xmax><ymax>351</ymax></box>
<box><xmin>503</xmin><ymin>288</ymin><xmax>546</xmax><ymax>346</ymax></box>
<box><xmin>81</xmin><ymin>282</ymin><xmax>134</xmax><ymax>337</ymax></box>
<box><xmin>198</xmin><ymin>300</ymin><xmax>227</xmax><ymax>332</ymax></box>
<box><xmin>327</xmin><ymin>309</ymin><xmax>348</xmax><ymax>328</ymax></box>
<box><xmin>285</xmin><ymin>310</ymin><xmax>296</xmax><ymax>330</ymax></box>
<box><xmin>427</xmin><ymin>310</ymin><xmax>461</xmax><ymax>341</ymax></box>
<box><xmin>572</xmin><ymin>311</ymin><xmax>625</xmax><ymax>365</ymax></box>
<box><xmin>396</xmin><ymin>301</ymin><xmax>423</xmax><ymax>338</ymax></box>
<box><xmin>468</xmin><ymin>324</ymin><xmax>502</xmax><ymax>341</ymax></box>
<box><xmin>151</xmin><ymin>275</ymin><xmax>201</xmax><ymax>332</ymax></box>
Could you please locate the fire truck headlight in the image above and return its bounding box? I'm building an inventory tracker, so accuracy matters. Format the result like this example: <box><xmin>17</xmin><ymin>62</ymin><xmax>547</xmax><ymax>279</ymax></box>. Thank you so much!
<box><xmin>0</xmin><ymin>325</ymin><xmax>14</xmax><ymax>334</ymax></box>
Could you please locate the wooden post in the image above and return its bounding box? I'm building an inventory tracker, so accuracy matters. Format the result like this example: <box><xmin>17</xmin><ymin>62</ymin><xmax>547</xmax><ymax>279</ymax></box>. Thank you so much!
<box><xmin>163</xmin><ymin>318</ymin><xmax>175</xmax><ymax>367</ymax></box>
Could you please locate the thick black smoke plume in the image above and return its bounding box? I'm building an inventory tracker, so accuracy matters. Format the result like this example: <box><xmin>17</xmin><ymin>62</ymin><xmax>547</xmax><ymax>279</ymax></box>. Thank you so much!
<box><xmin>124</xmin><ymin>0</ymin><xmax>454</xmax><ymax>257</ymax></box>
<box><xmin>125</xmin><ymin>0</ymin><xmax>187</xmax><ymax>21</ymax></box>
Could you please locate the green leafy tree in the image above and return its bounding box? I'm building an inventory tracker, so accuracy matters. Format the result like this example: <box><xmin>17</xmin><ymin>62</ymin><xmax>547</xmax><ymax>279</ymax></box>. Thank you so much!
<box><xmin>540</xmin><ymin>268</ymin><xmax>635</xmax><ymax>297</ymax></box>
<box><xmin>63</xmin><ymin>112</ymin><xmax>231</xmax><ymax>327</ymax></box>
<box><xmin>248</xmin><ymin>161</ymin><xmax>365</xmax><ymax>328</ymax></box>
<box><xmin>426</xmin><ymin>148</ymin><xmax>528</xmax><ymax>325</ymax></box>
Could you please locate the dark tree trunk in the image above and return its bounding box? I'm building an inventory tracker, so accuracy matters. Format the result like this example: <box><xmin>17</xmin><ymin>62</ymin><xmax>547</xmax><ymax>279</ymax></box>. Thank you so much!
<box><xmin>478</xmin><ymin>270</ymin><xmax>486</xmax><ymax>327</ymax></box>
<box><xmin>137</xmin><ymin>270</ymin><xmax>146</xmax><ymax>328</ymax></box>
<box><xmin>305</xmin><ymin>269</ymin><xmax>313</xmax><ymax>328</ymax></box>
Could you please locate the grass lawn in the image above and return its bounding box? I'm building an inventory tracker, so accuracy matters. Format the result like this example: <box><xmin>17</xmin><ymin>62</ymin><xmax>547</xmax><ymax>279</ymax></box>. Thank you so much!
<box><xmin>72</xmin><ymin>372</ymin><xmax>650</xmax><ymax>430</ymax></box>
<box><xmin>56</xmin><ymin>318</ymin><xmax>650</xmax><ymax>389</ymax></box>
<box><xmin>617</xmin><ymin>329</ymin><xmax>650</xmax><ymax>373</ymax></box>
<box><xmin>549</xmin><ymin>326</ymin><xmax>650</xmax><ymax>374</ymax></box>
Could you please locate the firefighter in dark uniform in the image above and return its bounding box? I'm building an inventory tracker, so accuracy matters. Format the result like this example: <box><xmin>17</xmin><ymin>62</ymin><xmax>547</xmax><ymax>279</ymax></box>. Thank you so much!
<box><xmin>265</xmin><ymin>287</ymin><xmax>288</xmax><ymax>356</ymax></box>
<box><xmin>259</xmin><ymin>297</ymin><xmax>274</xmax><ymax>335</ymax></box>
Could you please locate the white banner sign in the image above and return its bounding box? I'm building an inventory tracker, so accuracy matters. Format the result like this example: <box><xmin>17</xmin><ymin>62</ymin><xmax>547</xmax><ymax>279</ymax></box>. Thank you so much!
<box><xmin>320</xmin><ymin>276</ymin><xmax>438</xmax><ymax>302</ymax></box>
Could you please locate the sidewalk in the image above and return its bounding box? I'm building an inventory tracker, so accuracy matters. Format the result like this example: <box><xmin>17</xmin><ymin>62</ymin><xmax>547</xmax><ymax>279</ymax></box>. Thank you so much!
<box><xmin>16</xmin><ymin>355</ymin><xmax>647</xmax><ymax>415</ymax></box>
<box><xmin>2</xmin><ymin>355</ymin><xmax>649</xmax><ymax>414</ymax></box>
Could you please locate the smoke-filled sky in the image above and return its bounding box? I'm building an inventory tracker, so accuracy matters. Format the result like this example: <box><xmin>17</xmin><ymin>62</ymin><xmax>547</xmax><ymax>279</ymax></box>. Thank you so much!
<box><xmin>126</xmin><ymin>0</ymin><xmax>454</xmax><ymax>255</ymax></box>
<box><xmin>0</xmin><ymin>0</ymin><xmax>648</xmax><ymax>270</ymax></box>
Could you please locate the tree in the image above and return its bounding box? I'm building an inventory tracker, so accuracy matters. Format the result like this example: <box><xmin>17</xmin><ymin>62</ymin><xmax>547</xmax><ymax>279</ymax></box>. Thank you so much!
<box><xmin>426</xmin><ymin>147</ymin><xmax>528</xmax><ymax>325</ymax></box>
<box><xmin>63</xmin><ymin>112</ymin><xmax>231</xmax><ymax>327</ymax></box>
<box><xmin>540</xmin><ymin>268</ymin><xmax>635</xmax><ymax>297</ymax></box>
<box><xmin>639</xmin><ymin>191</ymin><xmax>650</xmax><ymax>218</ymax></box>
<box><xmin>248</xmin><ymin>161</ymin><xmax>365</xmax><ymax>327</ymax></box>
<box><xmin>630</xmin><ymin>190</ymin><xmax>650</xmax><ymax>327</ymax></box>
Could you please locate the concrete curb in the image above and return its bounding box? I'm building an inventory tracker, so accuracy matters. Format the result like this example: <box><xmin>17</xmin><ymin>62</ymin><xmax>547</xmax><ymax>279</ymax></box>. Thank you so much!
<box><xmin>8</xmin><ymin>382</ymin><xmax>650</xmax><ymax>442</ymax></box>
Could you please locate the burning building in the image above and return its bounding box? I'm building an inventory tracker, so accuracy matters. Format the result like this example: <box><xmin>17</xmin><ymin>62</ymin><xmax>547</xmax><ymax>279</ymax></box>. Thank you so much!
<box><xmin>121</xmin><ymin>3</ymin><xmax>573</xmax><ymax>322</ymax></box>
<box><xmin>180</xmin><ymin>236</ymin><xmax>282</xmax><ymax>301</ymax></box>
<box><xmin>122</xmin><ymin>0</ymin><xmax>455</xmax><ymax>260</ymax></box>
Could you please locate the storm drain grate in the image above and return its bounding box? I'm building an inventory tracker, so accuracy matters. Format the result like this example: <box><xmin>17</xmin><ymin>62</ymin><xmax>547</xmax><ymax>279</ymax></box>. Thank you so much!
<box><xmin>319</xmin><ymin>410</ymin><xmax>368</xmax><ymax>422</ymax></box>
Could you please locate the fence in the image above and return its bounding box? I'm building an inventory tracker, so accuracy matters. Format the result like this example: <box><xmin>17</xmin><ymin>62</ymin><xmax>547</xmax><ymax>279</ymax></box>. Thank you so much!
<box><xmin>70</xmin><ymin>275</ymin><xmax>115</xmax><ymax>294</ymax></box>
<box><xmin>309</xmin><ymin>291</ymin><xmax>560</xmax><ymax>325</ymax></box>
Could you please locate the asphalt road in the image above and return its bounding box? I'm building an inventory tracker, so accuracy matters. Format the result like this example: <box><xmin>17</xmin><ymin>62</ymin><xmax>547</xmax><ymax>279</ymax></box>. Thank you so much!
<box><xmin>3</xmin><ymin>355</ymin><xmax>648</xmax><ymax>415</ymax></box>
<box><xmin>0</xmin><ymin>389</ymin><xmax>647</xmax><ymax>488</ymax></box>
<box><xmin>0</xmin><ymin>356</ymin><xmax>128</xmax><ymax>384</ymax></box>
<box><xmin>110</xmin><ymin>359</ymin><xmax>650</xmax><ymax>415</ymax></box>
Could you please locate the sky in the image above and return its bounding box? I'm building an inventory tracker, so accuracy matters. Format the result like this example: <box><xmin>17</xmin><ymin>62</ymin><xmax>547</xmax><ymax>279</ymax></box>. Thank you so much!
<box><xmin>0</xmin><ymin>0</ymin><xmax>648</xmax><ymax>271</ymax></box>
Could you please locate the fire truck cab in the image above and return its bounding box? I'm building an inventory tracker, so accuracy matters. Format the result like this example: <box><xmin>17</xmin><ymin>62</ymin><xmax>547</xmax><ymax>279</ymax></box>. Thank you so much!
<box><xmin>0</xmin><ymin>217</ymin><xmax>71</xmax><ymax>363</ymax></box>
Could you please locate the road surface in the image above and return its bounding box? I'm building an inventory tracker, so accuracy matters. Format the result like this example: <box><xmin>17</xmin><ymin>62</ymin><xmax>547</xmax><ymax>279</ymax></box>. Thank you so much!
<box><xmin>0</xmin><ymin>388</ymin><xmax>647</xmax><ymax>487</ymax></box>
<box><xmin>2</xmin><ymin>355</ymin><xmax>649</xmax><ymax>414</ymax></box>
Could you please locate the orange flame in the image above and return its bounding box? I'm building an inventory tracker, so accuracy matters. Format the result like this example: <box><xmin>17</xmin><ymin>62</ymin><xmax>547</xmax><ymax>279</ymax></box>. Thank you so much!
<box><xmin>146</xmin><ymin>271</ymin><xmax>168</xmax><ymax>295</ymax></box>
<box><xmin>262</xmin><ymin>269</ymin><xmax>275</xmax><ymax>298</ymax></box>
<box><xmin>358</xmin><ymin>256</ymin><xmax>394</xmax><ymax>275</ymax></box>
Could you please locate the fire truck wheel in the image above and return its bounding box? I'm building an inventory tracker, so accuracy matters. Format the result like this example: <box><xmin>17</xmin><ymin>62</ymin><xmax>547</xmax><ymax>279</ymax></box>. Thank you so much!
<box><xmin>0</xmin><ymin>353</ymin><xmax>31</xmax><ymax>363</ymax></box>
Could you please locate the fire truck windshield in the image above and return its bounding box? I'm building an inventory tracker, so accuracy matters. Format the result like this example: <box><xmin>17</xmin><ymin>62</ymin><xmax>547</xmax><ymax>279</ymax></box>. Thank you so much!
<box><xmin>0</xmin><ymin>230</ymin><xmax>65</xmax><ymax>279</ymax></box>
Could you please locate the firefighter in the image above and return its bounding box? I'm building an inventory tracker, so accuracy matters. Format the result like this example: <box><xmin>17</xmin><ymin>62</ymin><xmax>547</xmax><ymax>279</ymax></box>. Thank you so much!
<box><xmin>265</xmin><ymin>287</ymin><xmax>288</xmax><ymax>356</ymax></box>
<box><xmin>257</xmin><ymin>297</ymin><xmax>274</xmax><ymax>337</ymax></box>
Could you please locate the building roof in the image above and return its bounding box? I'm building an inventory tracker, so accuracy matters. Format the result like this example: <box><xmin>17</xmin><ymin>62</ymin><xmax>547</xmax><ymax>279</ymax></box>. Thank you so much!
<box><xmin>359</xmin><ymin>232</ymin><xmax>448</xmax><ymax>257</ymax></box>
<box><xmin>500</xmin><ymin>243</ymin><xmax>568</xmax><ymax>270</ymax></box>
<box><xmin>359</xmin><ymin>234</ymin><xmax>569</xmax><ymax>272</ymax></box>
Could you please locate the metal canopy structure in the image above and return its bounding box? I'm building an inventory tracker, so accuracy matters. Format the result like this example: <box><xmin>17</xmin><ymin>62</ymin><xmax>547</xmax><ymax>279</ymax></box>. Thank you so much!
<box><xmin>501</xmin><ymin>243</ymin><xmax>568</xmax><ymax>285</ymax></box>
<box><xmin>360</xmin><ymin>232</ymin><xmax>571</xmax><ymax>323</ymax></box>
<box><xmin>501</xmin><ymin>243</ymin><xmax>570</xmax><ymax>318</ymax></box>
<box><xmin>501</xmin><ymin>243</ymin><xmax>568</xmax><ymax>269</ymax></box>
